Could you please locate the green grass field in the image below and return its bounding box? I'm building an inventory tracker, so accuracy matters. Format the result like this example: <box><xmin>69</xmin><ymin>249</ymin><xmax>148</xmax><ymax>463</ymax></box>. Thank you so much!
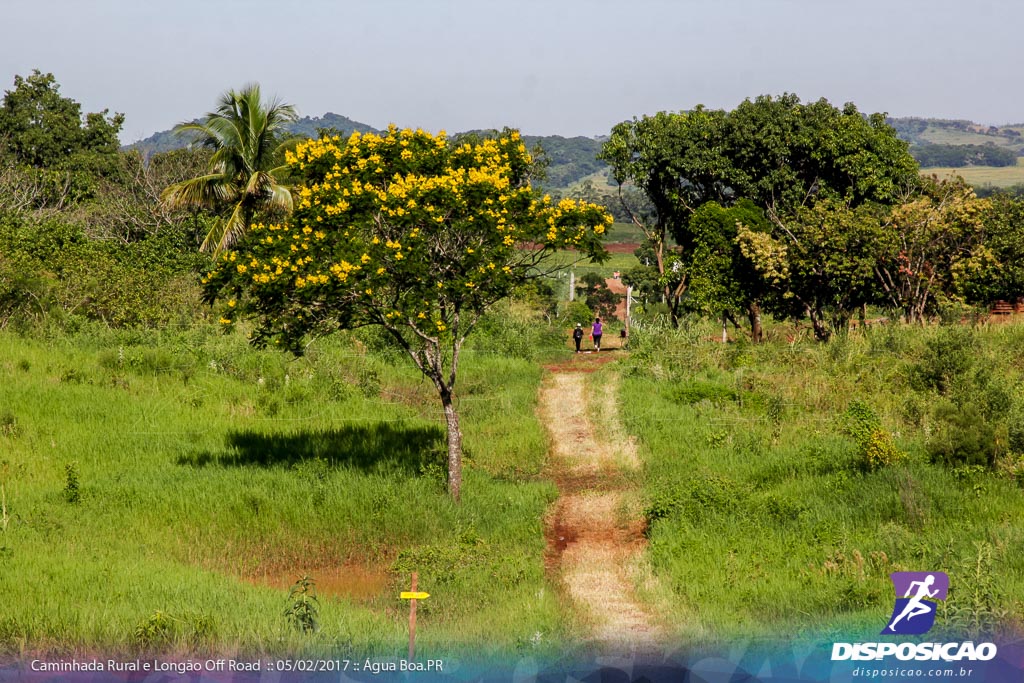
<box><xmin>0</xmin><ymin>322</ymin><xmax>568</xmax><ymax>658</ymax></box>
<box><xmin>918</xmin><ymin>128</ymin><xmax>1016</xmax><ymax>148</ymax></box>
<box><xmin>4</xmin><ymin>306</ymin><xmax>1023</xmax><ymax>656</ymax></box>
<box><xmin>922</xmin><ymin>157</ymin><xmax>1024</xmax><ymax>189</ymax></box>
<box><xmin>618</xmin><ymin>319</ymin><xmax>1024</xmax><ymax>642</ymax></box>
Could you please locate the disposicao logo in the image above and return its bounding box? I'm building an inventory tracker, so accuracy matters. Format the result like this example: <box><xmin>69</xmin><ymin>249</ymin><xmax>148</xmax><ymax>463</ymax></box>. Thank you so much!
<box><xmin>831</xmin><ymin>571</ymin><xmax>998</xmax><ymax>663</ymax></box>
<box><xmin>882</xmin><ymin>571</ymin><xmax>948</xmax><ymax>635</ymax></box>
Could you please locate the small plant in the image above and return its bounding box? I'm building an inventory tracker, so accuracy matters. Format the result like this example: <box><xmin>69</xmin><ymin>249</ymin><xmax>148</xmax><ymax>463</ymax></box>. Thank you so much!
<box><xmin>133</xmin><ymin>610</ymin><xmax>176</xmax><ymax>649</ymax></box>
<box><xmin>941</xmin><ymin>543</ymin><xmax>1007</xmax><ymax>638</ymax></box>
<box><xmin>63</xmin><ymin>463</ymin><xmax>80</xmax><ymax>504</ymax></box>
<box><xmin>0</xmin><ymin>412</ymin><xmax>17</xmax><ymax>438</ymax></box>
<box><xmin>1</xmin><ymin>483</ymin><xmax>9</xmax><ymax>553</ymax></box>
<box><xmin>293</xmin><ymin>457</ymin><xmax>330</xmax><ymax>505</ymax></box>
<box><xmin>284</xmin><ymin>575</ymin><xmax>319</xmax><ymax>633</ymax></box>
<box><xmin>131</xmin><ymin>610</ymin><xmax>213</xmax><ymax>649</ymax></box>
<box><xmin>841</xmin><ymin>401</ymin><xmax>904</xmax><ymax>471</ymax></box>
<box><xmin>60</xmin><ymin>368</ymin><xmax>85</xmax><ymax>384</ymax></box>
<box><xmin>764</xmin><ymin>394</ymin><xmax>784</xmax><ymax>427</ymax></box>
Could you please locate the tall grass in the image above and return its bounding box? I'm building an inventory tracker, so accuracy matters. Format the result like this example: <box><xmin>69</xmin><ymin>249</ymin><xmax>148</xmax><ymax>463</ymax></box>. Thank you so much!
<box><xmin>0</xmin><ymin>319</ymin><xmax>566</xmax><ymax>658</ymax></box>
<box><xmin>619</xmin><ymin>319</ymin><xmax>1024</xmax><ymax>643</ymax></box>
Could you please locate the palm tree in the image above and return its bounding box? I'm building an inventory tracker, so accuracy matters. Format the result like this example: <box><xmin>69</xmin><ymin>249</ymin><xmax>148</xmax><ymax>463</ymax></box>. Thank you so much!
<box><xmin>161</xmin><ymin>84</ymin><xmax>299</xmax><ymax>254</ymax></box>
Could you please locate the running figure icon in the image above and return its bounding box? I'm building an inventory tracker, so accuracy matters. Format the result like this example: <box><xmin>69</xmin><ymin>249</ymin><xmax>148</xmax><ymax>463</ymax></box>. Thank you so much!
<box><xmin>887</xmin><ymin>575</ymin><xmax>938</xmax><ymax>631</ymax></box>
<box><xmin>882</xmin><ymin>571</ymin><xmax>949</xmax><ymax>635</ymax></box>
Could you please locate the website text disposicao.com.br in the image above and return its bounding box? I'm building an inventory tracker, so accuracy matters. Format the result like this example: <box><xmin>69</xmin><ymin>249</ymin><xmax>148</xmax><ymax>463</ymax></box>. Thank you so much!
<box><xmin>850</xmin><ymin>665</ymin><xmax>978</xmax><ymax>678</ymax></box>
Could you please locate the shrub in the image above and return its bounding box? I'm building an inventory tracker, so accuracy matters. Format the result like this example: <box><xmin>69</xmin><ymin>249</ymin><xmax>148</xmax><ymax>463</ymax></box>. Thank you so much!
<box><xmin>644</xmin><ymin>475</ymin><xmax>745</xmax><ymax>527</ymax></box>
<box><xmin>927</xmin><ymin>403</ymin><xmax>1000</xmax><ymax>468</ymax></box>
<box><xmin>841</xmin><ymin>401</ymin><xmax>904</xmax><ymax>471</ymax></box>
<box><xmin>559</xmin><ymin>300</ymin><xmax>594</xmax><ymax>328</ymax></box>
<box><xmin>1007</xmin><ymin>403</ymin><xmax>1024</xmax><ymax>455</ymax></box>
<box><xmin>0</xmin><ymin>412</ymin><xmax>18</xmax><ymax>438</ymax></box>
<box><xmin>664</xmin><ymin>380</ymin><xmax>737</xmax><ymax>406</ymax></box>
<box><xmin>63</xmin><ymin>463</ymin><xmax>80</xmax><ymax>504</ymax></box>
<box><xmin>910</xmin><ymin>327</ymin><xmax>976</xmax><ymax>394</ymax></box>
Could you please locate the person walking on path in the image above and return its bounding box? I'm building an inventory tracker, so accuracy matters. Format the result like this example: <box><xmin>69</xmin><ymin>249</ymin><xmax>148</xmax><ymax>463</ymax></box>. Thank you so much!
<box><xmin>572</xmin><ymin>323</ymin><xmax>584</xmax><ymax>353</ymax></box>
<box><xmin>592</xmin><ymin>318</ymin><xmax>603</xmax><ymax>352</ymax></box>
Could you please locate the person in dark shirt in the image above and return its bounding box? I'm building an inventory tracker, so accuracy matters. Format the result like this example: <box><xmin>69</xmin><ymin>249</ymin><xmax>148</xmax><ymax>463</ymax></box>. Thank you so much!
<box><xmin>572</xmin><ymin>323</ymin><xmax>584</xmax><ymax>353</ymax></box>
<box><xmin>592</xmin><ymin>318</ymin><xmax>603</xmax><ymax>351</ymax></box>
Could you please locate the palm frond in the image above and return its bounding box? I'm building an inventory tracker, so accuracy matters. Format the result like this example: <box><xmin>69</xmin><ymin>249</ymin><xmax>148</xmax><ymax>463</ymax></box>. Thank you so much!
<box><xmin>161</xmin><ymin>174</ymin><xmax>238</xmax><ymax>211</ymax></box>
<box><xmin>266</xmin><ymin>183</ymin><xmax>293</xmax><ymax>213</ymax></box>
<box><xmin>201</xmin><ymin>201</ymin><xmax>248</xmax><ymax>255</ymax></box>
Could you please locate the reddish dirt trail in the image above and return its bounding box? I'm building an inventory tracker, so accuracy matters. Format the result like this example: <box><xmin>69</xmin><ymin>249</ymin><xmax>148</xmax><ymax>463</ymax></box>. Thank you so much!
<box><xmin>539</xmin><ymin>357</ymin><xmax>664</xmax><ymax>652</ymax></box>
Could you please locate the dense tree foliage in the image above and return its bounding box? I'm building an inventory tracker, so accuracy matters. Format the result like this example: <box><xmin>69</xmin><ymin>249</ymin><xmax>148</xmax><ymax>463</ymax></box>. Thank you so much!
<box><xmin>603</xmin><ymin>95</ymin><xmax>919</xmax><ymax>338</ymax></box>
<box><xmin>575</xmin><ymin>272</ymin><xmax>621</xmax><ymax>321</ymax></box>
<box><xmin>0</xmin><ymin>70</ymin><xmax>125</xmax><ymax>208</ymax></box>
<box><xmin>686</xmin><ymin>200</ymin><xmax>773</xmax><ymax>341</ymax></box>
<box><xmin>600</xmin><ymin>107</ymin><xmax>731</xmax><ymax>326</ymax></box>
<box><xmin>912</xmin><ymin>143</ymin><xmax>1018</xmax><ymax>168</ymax></box>
<box><xmin>204</xmin><ymin>127</ymin><xmax>610</xmax><ymax>500</ymax></box>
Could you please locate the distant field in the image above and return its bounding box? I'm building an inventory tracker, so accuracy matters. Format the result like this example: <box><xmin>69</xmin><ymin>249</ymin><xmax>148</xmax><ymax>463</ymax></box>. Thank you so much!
<box><xmin>605</xmin><ymin>221</ymin><xmax>645</xmax><ymax>244</ymax></box>
<box><xmin>921</xmin><ymin>158</ymin><xmax>1024</xmax><ymax>188</ymax></box>
<box><xmin>918</xmin><ymin>127</ymin><xmax>1017</xmax><ymax>148</ymax></box>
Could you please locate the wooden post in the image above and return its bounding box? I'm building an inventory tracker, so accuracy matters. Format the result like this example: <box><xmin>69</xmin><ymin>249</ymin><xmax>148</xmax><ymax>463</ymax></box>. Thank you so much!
<box><xmin>625</xmin><ymin>286</ymin><xmax>632</xmax><ymax>341</ymax></box>
<box><xmin>569</xmin><ymin>270</ymin><xmax>575</xmax><ymax>302</ymax></box>
<box><xmin>408</xmin><ymin>572</ymin><xmax>418</xmax><ymax>660</ymax></box>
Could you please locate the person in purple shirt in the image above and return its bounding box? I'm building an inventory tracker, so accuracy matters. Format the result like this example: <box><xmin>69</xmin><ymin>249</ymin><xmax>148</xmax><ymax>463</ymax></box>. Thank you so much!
<box><xmin>592</xmin><ymin>317</ymin><xmax>603</xmax><ymax>351</ymax></box>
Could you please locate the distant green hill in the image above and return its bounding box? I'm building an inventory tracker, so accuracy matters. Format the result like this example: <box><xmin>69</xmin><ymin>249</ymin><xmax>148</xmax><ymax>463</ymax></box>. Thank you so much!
<box><xmin>127</xmin><ymin>117</ymin><xmax>608</xmax><ymax>191</ymax></box>
<box><xmin>521</xmin><ymin>135</ymin><xmax>606</xmax><ymax>189</ymax></box>
<box><xmin>130</xmin><ymin>113</ymin><xmax>1024</xmax><ymax>194</ymax></box>
<box><xmin>887</xmin><ymin>117</ymin><xmax>1024</xmax><ymax>168</ymax></box>
<box><xmin>126</xmin><ymin>113</ymin><xmax>382</xmax><ymax>156</ymax></box>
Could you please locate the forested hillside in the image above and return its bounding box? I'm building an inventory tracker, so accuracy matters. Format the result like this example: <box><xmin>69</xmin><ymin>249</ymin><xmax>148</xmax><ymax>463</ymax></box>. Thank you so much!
<box><xmin>888</xmin><ymin>116</ymin><xmax>1024</xmax><ymax>167</ymax></box>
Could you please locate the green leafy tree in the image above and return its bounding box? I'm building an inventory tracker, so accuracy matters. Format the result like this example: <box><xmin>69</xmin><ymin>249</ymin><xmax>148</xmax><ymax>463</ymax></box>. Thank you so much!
<box><xmin>204</xmin><ymin>127</ymin><xmax>610</xmax><ymax>500</ymax></box>
<box><xmin>0</xmin><ymin>70</ymin><xmax>124</xmax><ymax>208</ymax></box>
<box><xmin>602</xmin><ymin>97</ymin><xmax>917</xmax><ymax>334</ymax></box>
<box><xmin>875</xmin><ymin>177</ymin><xmax>993</xmax><ymax>323</ymax></box>
<box><xmin>600</xmin><ymin>107</ymin><xmax>730</xmax><ymax>326</ymax></box>
<box><xmin>686</xmin><ymin>200</ymin><xmax>773</xmax><ymax>342</ymax></box>
<box><xmin>160</xmin><ymin>84</ymin><xmax>299</xmax><ymax>254</ymax></box>
<box><xmin>575</xmin><ymin>272</ymin><xmax>621</xmax><ymax>320</ymax></box>
<box><xmin>738</xmin><ymin>199</ymin><xmax>889</xmax><ymax>341</ymax></box>
<box><xmin>722</xmin><ymin>95</ymin><xmax>917</xmax><ymax>218</ymax></box>
<box><xmin>967</xmin><ymin>192</ymin><xmax>1024</xmax><ymax>304</ymax></box>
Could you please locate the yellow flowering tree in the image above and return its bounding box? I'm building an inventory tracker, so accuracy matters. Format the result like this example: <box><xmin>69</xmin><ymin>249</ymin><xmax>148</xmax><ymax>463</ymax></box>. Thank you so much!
<box><xmin>204</xmin><ymin>126</ymin><xmax>610</xmax><ymax>500</ymax></box>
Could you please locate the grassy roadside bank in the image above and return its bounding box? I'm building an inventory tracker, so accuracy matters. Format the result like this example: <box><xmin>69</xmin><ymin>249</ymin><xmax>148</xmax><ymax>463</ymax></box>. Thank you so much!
<box><xmin>0</xmin><ymin>321</ymin><xmax>566</xmax><ymax>658</ymax></box>
<box><xmin>618</xmin><ymin>320</ymin><xmax>1024</xmax><ymax>642</ymax></box>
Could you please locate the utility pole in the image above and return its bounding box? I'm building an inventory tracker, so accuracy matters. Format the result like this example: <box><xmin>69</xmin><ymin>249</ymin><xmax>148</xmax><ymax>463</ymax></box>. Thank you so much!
<box><xmin>569</xmin><ymin>270</ymin><xmax>575</xmax><ymax>302</ymax></box>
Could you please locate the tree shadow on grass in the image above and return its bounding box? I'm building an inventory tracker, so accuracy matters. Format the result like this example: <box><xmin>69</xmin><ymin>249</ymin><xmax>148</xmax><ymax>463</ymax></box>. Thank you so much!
<box><xmin>177</xmin><ymin>423</ymin><xmax>445</xmax><ymax>475</ymax></box>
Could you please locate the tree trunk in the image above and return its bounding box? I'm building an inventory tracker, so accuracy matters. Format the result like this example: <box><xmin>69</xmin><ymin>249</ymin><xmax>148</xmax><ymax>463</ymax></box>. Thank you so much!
<box><xmin>748</xmin><ymin>301</ymin><xmax>763</xmax><ymax>343</ymax></box>
<box><xmin>807</xmin><ymin>305</ymin><xmax>831</xmax><ymax>342</ymax></box>
<box><xmin>440</xmin><ymin>389</ymin><xmax>463</xmax><ymax>502</ymax></box>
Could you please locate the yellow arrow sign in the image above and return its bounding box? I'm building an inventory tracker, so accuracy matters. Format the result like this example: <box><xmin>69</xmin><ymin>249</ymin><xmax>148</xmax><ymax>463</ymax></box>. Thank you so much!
<box><xmin>400</xmin><ymin>591</ymin><xmax>430</xmax><ymax>600</ymax></box>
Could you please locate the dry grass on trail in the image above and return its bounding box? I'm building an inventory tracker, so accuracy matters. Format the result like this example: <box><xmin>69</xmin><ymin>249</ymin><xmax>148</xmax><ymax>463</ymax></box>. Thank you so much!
<box><xmin>539</xmin><ymin>366</ymin><xmax>665</xmax><ymax>652</ymax></box>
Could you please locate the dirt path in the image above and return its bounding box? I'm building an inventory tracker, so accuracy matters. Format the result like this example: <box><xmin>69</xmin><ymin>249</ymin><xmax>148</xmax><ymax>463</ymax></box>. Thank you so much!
<box><xmin>539</xmin><ymin>359</ymin><xmax>664</xmax><ymax>653</ymax></box>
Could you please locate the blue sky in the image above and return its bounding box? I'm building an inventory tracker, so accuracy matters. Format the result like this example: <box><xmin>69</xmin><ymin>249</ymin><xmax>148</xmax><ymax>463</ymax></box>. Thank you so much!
<box><xmin>2</xmin><ymin>0</ymin><xmax>1021</xmax><ymax>142</ymax></box>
